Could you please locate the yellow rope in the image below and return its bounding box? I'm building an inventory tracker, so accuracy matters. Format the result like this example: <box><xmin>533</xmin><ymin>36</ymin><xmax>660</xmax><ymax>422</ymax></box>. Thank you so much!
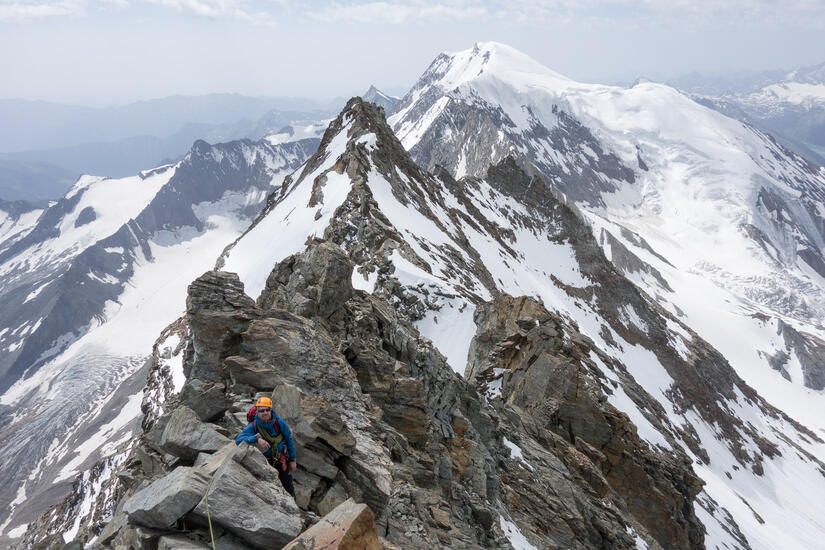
<box><xmin>204</xmin><ymin>468</ymin><xmax>218</xmax><ymax>550</ymax></box>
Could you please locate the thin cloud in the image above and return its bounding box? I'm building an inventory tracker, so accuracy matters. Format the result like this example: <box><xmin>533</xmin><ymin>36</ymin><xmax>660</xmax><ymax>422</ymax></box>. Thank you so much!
<box><xmin>148</xmin><ymin>0</ymin><xmax>237</xmax><ymax>17</ymax></box>
<box><xmin>0</xmin><ymin>0</ymin><xmax>276</xmax><ymax>21</ymax></box>
<box><xmin>146</xmin><ymin>0</ymin><xmax>277</xmax><ymax>23</ymax></box>
<box><xmin>98</xmin><ymin>0</ymin><xmax>129</xmax><ymax>10</ymax></box>
<box><xmin>0</xmin><ymin>0</ymin><xmax>86</xmax><ymax>19</ymax></box>
<box><xmin>308</xmin><ymin>1</ymin><xmax>490</xmax><ymax>24</ymax></box>
<box><xmin>498</xmin><ymin>0</ymin><xmax>825</xmax><ymax>29</ymax></box>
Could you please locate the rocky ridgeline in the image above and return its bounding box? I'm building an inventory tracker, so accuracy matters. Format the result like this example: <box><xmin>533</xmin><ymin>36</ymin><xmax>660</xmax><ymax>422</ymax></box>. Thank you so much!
<box><xmin>20</xmin><ymin>238</ymin><xmax>711</xmax><ymax>549</ymax></box>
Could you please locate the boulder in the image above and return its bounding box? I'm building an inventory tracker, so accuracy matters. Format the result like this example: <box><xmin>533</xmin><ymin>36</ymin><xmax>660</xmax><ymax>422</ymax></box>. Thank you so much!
<box><xmin>160</xmin><ymin>406</ymin><xmax>230</xmax><ymax>460</ymax></box>
<box><xmin>293</xmin><ymin>469</ymin><xmax>323</xmax><ymax>510</ymax></box>
<box><xmin>223</xmin><ymin>355</ymin><xmax>279</xmax><ymax>390</ymax></box>
<box><xmin>189</xmin><ymin>455</ymin><xmax>302</xmax><ymax>549</ymax></box>
<box><xmin>236</xmin><ymin>313</ymin><xmax>365</xmax><ymax>405</ymax></box>
<box><xmin>297</xmin><ymin>439</ymin><xmax>340</xmax><ymax>480</ymax></box>
<box><xmin>199</xmin><ymin>440</ymin><xmax>277</xmax><ymax>483</ymax></box>
<box><xmin>271</xmin><ymin>384</ymin><xmax>355</xmax><ymax>483</ymax></box>
<box><xmin>302</xmin><ymin>397</ymin><xmax>356</xmax><ymax>456</ymax></box>
<box><xmin>186</xmin><ymin>270</ymin><xmax>258</xmax><ymax>382</ymax></box>
<box><xmin>316</xmin><ymin>481</ymin><xmax>348</xmax><ymax>516</ymax></box>
<box><xmin>96</xmin><ymin>512</ymin><xmax>128</xmax><ymax>547</ymax></box>
<box><xmin>338</xmin><ymin>437</ymin><xmax>393</xmax><ymax>515</ymax></box>
<box><xmin>282</xmin><ymin>498</ymin><xmax>381</xmax><ymax>550</ymax></box>
<box><xmin>122</xmin><ymin>466</ymin><xmax>209</xmax><ymax>528</ymax></box>
<box><xmin>180</xmin><ymin>379</ymin><xmax>230</xmax><ymax>421</ymax></box>
<box><xmin>258</xmin><ymin>241</ymin><xmax>354</xmax><ymax>319</ymax></box>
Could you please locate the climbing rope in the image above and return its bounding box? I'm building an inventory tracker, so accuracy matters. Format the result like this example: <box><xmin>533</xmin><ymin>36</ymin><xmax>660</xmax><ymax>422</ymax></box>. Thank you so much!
<box><xmin>204</xmin><ymin>467</ymin><xmax>218</xmax><ymax>550</ymax></box>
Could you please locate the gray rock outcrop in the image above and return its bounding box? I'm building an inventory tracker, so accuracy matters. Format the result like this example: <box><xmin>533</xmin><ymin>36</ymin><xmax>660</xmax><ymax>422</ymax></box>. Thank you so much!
<box><xmin>159</xmin><ymin>406</ymin><xmax>230</xmax><ymax>460</ymax></box>
<box><xmin>122</xmin><ymin>466</ymin><xmax>209</xmax><ymax>528</ymax></box>
<box><xmin>189</xmin><ymin>455</ymin><xmax>303</xmax><ymax>549</ymax></box>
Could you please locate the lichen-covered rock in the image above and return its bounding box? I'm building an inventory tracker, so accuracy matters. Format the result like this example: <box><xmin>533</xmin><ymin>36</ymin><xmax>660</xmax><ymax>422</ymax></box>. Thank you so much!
<box><xmin>222</xmin><ymin>355</ymin><xmax>279</xmax><ymax>390</ymax></box>
<box><xmin>258</xmin><ymin>240</ymin><xmax>354</xmax><ymax>319</ymax></box>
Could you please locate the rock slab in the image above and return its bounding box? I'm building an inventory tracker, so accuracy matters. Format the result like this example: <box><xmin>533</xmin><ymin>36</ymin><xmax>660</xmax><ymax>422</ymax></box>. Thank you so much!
<box><xmin>160</xmin><ymin>406</ymin><xmax>230</xmax><ymax>460</ymax></box>
<box><xmin>282</xmin><ymin>498</ymin><xmax>381</xmax><ymax>550</ymax></box>
<box><xmin>190</xmin><ymin>455</ymin><xmax>302</xmax><ymax>549</ymax></box>
<box><xmin>122</xmin><ymin>466</ymin><xmax>209</xmax><ymax>528</ymax></box>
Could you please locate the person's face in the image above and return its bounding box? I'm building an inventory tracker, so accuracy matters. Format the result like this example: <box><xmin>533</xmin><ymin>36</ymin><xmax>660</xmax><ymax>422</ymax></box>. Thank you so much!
<box><xmin>257</xmin><ymin>406</ymin><xmax>272</xmax><ymax>419</ymax></box>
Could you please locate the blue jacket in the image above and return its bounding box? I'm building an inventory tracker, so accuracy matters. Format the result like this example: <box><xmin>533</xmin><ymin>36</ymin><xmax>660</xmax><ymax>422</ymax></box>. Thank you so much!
<box><xmin>235</xmin><ymin>413</ymin><xmax>296</xmax><ymax>461</ymax></box>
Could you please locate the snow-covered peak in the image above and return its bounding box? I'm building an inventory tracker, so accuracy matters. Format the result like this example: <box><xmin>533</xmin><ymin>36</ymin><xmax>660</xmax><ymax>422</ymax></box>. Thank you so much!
<box><xmin>433</xmin><ymin>41</ymin><xmax>572</xmax><ymax>93</ymax></box>
<box><xmin>222</xmin><ymin>99</ymin><xmax>377</xmax><ymax>298</ymax></box>
<box><xmin>364</xmin><ymin>85</ymin><xmax>398</xmax><ymax>102</ymax></box>
<box><xmin>748</xmin><ymin>81</ymin><xmax>825</xmax><ymax>107</ymax></box>
<box><xmin>363</xmin><ymin>85</ymin><xmax>401</xmax><ymax>116</ymax></box>
<box><xmin>783</xmin><ymin>60</ymin><xmax>825</xmax><ymax>86</ymax></box>
<box><xmin>393</xmin><ymin>44</ymin><xmax>825</xmax><ymax>321</ymax></box>
<box><xmin>265</xmin><ymin>121</ymin><xmax>329</xmax><ymax>146</ymax></box>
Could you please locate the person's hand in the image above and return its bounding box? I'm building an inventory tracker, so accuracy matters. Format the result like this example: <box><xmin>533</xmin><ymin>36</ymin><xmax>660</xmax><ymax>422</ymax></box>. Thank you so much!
<box><xmin>289</xmin><ymin>460</ymin><xmax>297</xmax><ymax>473</ymax></box>
<box><xmin>257</xmin><ymin>438</ymin><xmax>270</xmax><ymax>451</ymax></box>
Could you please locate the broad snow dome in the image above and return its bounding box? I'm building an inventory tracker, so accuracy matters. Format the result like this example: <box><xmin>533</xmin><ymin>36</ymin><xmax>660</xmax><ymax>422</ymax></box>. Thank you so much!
<box><xmin>435</xmin><ymin>41</ymin><xmax>573</xmax><ymax>92</ymax></box>
<box><xmin>393</xmin><ymin>41</ymin><xmax>825</xmax><ymax>288</ymax></box>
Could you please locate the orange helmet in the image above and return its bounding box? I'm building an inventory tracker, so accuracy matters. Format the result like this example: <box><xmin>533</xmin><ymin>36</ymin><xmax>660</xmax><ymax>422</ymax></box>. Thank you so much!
<box><xmin>255</xmin><ymin>397</ymin><xmax>272</xmax><ymax>408</ymax></box>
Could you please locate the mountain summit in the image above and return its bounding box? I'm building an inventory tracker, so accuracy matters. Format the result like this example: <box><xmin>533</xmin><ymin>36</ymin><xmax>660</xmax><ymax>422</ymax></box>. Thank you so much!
<box><xmin>362</xmin><ymin>85</ymin><xmax>401</xmax><ymax>115</ymax></box>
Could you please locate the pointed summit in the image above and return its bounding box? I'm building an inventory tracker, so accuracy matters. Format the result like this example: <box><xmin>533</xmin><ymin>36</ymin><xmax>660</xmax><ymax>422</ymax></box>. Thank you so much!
<box><xmin>362</xmin><ymin>85</ymin><xmax>401</xmax><ymax>115</ymax></box>
<box><xmin>220</xmin><ymin>97</ymin><xmax>440</xmax><ymax>298</ymax></box>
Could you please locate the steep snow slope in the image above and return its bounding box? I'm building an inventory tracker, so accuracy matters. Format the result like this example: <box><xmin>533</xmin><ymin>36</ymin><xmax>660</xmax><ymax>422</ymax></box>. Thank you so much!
<box><xmin>389</xmin><ymin>42</ymin><xmax>825</xmax><ymax>550</ymax></box>
<box><xmin>0</xmin><ymin>136</ymin><xmax>319</xmax><ymax>539</ymax></box>
<box><xmin>0</xmin><ymin>199</ymin><xmax>45</xmax><ymax>250</ymax></box>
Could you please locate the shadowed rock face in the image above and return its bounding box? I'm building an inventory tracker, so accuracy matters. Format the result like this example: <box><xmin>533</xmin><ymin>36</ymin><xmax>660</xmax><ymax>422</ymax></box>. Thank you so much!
<box><xmin>774</xmin><ymin>320</ymin><xmax>825</xmax><ymax>390</ymax></box>
<box><xmin>40</xmin><ymin>239</ymin><xmax>705</xmax><ymax>550</ymax></box>
<box><xmin>468</xmin><ymin>295</ymin><xmax>704</xmax><ymax>550</ymax></box>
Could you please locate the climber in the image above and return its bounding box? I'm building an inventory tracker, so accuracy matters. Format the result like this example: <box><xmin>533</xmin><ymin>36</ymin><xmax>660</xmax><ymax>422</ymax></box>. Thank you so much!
<box><xmin>235</xmin><ymin>396</ymin><xmax>297</xmax><ymax>498</ymax></box>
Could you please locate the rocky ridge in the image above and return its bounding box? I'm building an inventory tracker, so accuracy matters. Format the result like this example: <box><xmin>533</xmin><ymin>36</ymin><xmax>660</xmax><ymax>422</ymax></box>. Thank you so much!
<box><xmin>16</xmin><ymin>94</ymin><xmax>825</xmax><ymax>549</ymax></box>
<box><xmin>222</xmin><ymin>96</ymin><xmax>825</xmax><ymax>548</ymax></box>
<box><xmin>25</xmin><ymin>239</ymin><xmax>705</xmax><ymax>549</ymax></box>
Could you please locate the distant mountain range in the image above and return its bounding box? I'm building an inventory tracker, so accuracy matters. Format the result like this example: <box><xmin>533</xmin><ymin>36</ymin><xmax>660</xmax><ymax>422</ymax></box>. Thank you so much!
<box><xmin>664</xmin><ymin>62</ymin><xmax>825</xmax><ymax>164</ymax></box>
<box><xmin>0</xmin><ymin>94</ymin><xmax>342</xmax><ymax>201</ymax></box>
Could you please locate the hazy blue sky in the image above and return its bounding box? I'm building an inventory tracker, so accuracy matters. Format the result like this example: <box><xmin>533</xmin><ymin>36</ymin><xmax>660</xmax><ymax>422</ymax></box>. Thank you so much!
<box><xmin>2</xmin><ymin>0</ymin><xmax>824</xmax><ymax>105</ymax></box>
